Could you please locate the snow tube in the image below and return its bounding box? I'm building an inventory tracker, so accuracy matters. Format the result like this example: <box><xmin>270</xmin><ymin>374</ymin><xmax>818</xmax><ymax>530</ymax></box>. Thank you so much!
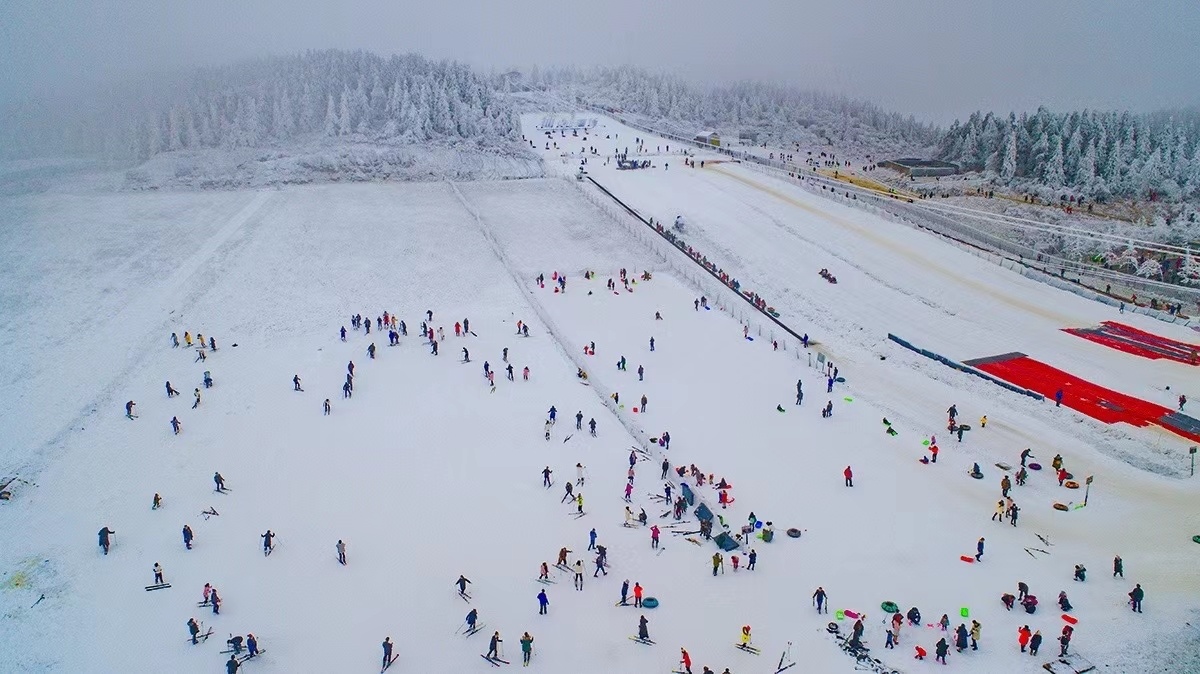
<box><xmin>835</xmin><ymin>377</ymin><xmax>845</xmax><ymax>383</ymax></box>
<box><xmin>649</xmin><ymin>437</ymin><xmax>658</xmax><ymax>444</ymax></box>
<box><xmin>1192</xmin><ymin>535</ymin><xmax>1200</xmax><ymax>544</ymax></box>
<box><xmin>1064</xmin><ymin>480</ymin><xmax>1080</xmax><ymax>489</ymax></box>
<box><xmin>827</xmin><ymin>623</ymin><xmax>840</xmax><ymax>633</ymax></box>
<box><xmin>969</xmin><ymin>472</ymin><xmax>984</xmax><ymax>480</ymax></box>
<box><xmin>642</xmin><ymin>597</ymin><xmax>659</xmax><ymax>609</ymax></box>
<box><xmin>1053</xmin><ymin>503</ymin><xmax>1069</xmax><ymax>511</ymax></box>
<box><xmin>786</xmin><ymin>528</ymin><xmax>802</xmax><ymax>538</ymax></box>
<box><xmin>1028</xmin><ymin>463</ymin><xmax>1042</xmax><ymax>471</ymax></box>
<box><xmin>881</xmin><ymin>601</ymin><xmax>899</xmax><ymax>614</ymax></box>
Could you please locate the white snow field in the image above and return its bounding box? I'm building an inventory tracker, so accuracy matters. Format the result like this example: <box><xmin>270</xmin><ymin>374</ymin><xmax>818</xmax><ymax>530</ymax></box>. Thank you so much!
<box><xmin>0</xmin><ymin>116</ymin><xmax>1196</xmax><ymax>674</ymax></box>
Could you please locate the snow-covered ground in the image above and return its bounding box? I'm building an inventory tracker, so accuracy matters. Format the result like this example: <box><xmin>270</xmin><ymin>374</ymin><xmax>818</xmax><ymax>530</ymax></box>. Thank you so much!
<box><xmin>0</xmin><ymin>113</ymin><xmax>1198</xmax><ymax>674</ymax></box>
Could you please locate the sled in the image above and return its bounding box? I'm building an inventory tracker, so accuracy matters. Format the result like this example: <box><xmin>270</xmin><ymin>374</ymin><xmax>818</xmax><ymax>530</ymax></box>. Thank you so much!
<box><xmin>996</xmin><ymin>462</ymin><xmax>1013</xmax><ymax>471</ymax></box>
<box><xmin>1053</xmin><ymin>503</ymin><xmax>1069</xmax><ymax>511</ymax></box>
<box><xmin>960</xmin><ymin>555</ymin><xmax>976</xmax><ymax>563</ymax></box>
<box><xmin>1061</xmin><ymin>613</ymin><xmax>1078</xmax><ymax>624</ymax></box>
<box><xmin>843</xmin><ymin>610</ymin><xmax>860</xmax><ymax>619</ymax></box>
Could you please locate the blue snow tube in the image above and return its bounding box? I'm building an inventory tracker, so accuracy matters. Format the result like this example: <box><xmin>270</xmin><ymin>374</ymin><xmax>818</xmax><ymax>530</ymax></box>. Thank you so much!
<box><xmin>642</xmin><ymin>597</ymin><xmax>659</xmax><ymax>609</ymax></box>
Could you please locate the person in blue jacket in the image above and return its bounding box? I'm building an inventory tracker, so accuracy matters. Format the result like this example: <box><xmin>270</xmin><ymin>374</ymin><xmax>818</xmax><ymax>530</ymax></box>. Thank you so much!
<box><xmin>548</xmin><ymin>406</ymin><xmax>557</xmax><ymax>423</ymax></box>
<box><xmin>537</xmin><ymin>590</ymin><xmax>549</xmax><ymax>614</ymax></box>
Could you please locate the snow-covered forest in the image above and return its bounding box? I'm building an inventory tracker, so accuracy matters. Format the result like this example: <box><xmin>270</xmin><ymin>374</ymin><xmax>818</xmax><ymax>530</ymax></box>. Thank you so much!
<box><xmin>1</xmin><ymin>50</ymin><xmax>520</xmax><ymax>162</ymax></box>
<box><xmin>936</xmin><ymin>107</ymin><xmax>1200</xmax><ymax>204</ymax></box>
<box><xmin>524</xmin><ymin>66</ymin><xmax>941</xmax><ymax>158</ymax></box>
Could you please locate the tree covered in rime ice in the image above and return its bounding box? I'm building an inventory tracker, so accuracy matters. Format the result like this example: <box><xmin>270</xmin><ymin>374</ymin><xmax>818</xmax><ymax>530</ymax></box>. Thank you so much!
<box><xmin>937</xmin><ymin>107</ymin><xmax>1200</xmax><ymax>204</ymax></box>
<box><xmin>0</xmin><ymin>50</ymin><xmax>520</xmax><ymax>160</ymax></box>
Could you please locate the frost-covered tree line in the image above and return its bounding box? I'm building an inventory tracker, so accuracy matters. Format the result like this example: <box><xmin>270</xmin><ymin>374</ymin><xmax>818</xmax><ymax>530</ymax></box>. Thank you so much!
<box><xmin>1</xmin><ymin>50</ymin><xmax>519</xmax><ymax>161</ymax></box>
<box><xmin>937</xmin><ymin>107</ymin><xmax>1200</xmax><ymax>203</ymax></box>
<box><xmin>526</xmin><ymin>65</ymin><xmax>940</xmax><ymax>153</ymax></box>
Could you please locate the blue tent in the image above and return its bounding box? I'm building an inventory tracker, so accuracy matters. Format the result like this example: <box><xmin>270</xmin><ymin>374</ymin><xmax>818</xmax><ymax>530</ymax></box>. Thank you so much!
<box><xmin>680</xmin><ymin>483</ymin><xmax>695</xmax><ymax>506</ymax></box>
<box><xmin>694</xmin><ymin>503</ymin><xmax>714</xmax><ymax>522</ymax></box>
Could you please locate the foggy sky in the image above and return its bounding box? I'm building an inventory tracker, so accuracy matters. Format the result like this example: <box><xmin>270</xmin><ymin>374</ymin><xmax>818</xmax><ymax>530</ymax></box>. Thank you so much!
<box><xmin>3</xmin><ymin>0</ymin><xmax>1198</xmax><ymax>124</ymax></box>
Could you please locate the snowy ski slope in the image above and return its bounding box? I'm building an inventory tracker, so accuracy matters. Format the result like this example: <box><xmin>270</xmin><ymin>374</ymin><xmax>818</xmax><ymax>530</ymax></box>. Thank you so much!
<box><xmin>0</xmin><ymin>116</ymin><xmax>1196</xmax><ymax>674</ymax></box>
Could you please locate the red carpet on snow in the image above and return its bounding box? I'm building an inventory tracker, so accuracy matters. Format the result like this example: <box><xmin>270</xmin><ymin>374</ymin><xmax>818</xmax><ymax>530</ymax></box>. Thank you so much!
<box><xmin>964</xmin><ymin>353</ymin><xmax>1200</xmax><ymax>444</ymax></box>
<box><xmin>1063</xmin><ymin>321</ymin><xmax>1199</xmax><ymax>365</ymax></box>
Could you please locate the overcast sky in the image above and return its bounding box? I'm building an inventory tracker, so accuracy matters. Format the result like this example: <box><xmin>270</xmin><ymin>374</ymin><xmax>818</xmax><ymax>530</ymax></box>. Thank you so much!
<box><xmin>3</xmin><ymin>0</ymin><xmax>1198</xmax><ymax>124</ymax></box>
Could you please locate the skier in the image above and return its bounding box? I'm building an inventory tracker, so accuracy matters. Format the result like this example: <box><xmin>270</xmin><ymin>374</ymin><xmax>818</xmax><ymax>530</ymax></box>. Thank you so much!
<box><xmin>171</xmin><ymin>332</ymin><xmax>180</xmax><ymax>347</ymax></box>
<box><xmin>188</xmin><ymin>617</ymin><xmax>201</xmax><ymax>644</ymax></box>
<box><xmin>548</xmin><ymin>406</ymin><xmax>557</xmax><ymax>424</ymax></box>
<box><xmin>456</xmin><ymin>575</ymin><xmax>471</xmax><ymax>596</ymax></box>
<box><xmin>747</xmin><ymin>549</ymin><xmax>757</xmax><ymax>570</ymax></box>
<box><xmin>261</xmin><ymin>530</ymin><xmax>275</xmax><ymax>554</ymax></box>
<box><xmin>523</xmin><ymin>366</ymin><xmax>530</xmax><ymax>380</ymax></box>
<box><xmin>343</xmin><ymin>381</ymin><xmax>352</xmax><ymax>399</ymax></box>
<box><xmin>573</xmin><ymin>560</ymin><xmax>585</xmax><ymax>590</ymax></box>
<box><xmin>1129</xmin><ymin>584</ymin><xmax>1144</xmax><ymax>612</ymax></box>
<box><xmin>503</xmin><ymin>347</ymin><xmax>508</xmax><ymax>362</ymax></box>
<box><xmin>323</xmin><ymin>398</ymin><xmax>331</xmax><ymax>415</ymax></box>
<box><xmin>465</xmin><ymin>608</ymin><xmax>478</xmax><ymax>633</ymax></box>
<box><xmin>170</xmin><ymin>416</ymin><xmax>181</xmax><ymax>435</ymax></box>
<box><xmin>561</xmin><ymin>481</ymin><xmax>574</xmax><ymax>503</ymax></box>
<box><xmin>620</xmin><ymin>579</ymin><xmax>630</xmax><ymax>605</ymax></box>
<box><xmin>680</xmin><ymin>647</ymin><xmax>692</xmax><ymax>674</ymax></box>
<box><xmin>368</xmin><ymin>343</ymin><xmax>376</xmax><ymax>359</ymax></box>
<box><xmin>976</xmin><ymin>537</ymin><xmax>985</xmax><ymax>561</ymax></box>
<box><xmin>796</xmin><ymin>379</ymin><xmax>803</xmax><ymax>405</ymax></box>
<box><xmin>214</xmin><ymin>472</ymin><xmax>227</xmax><ymax>492</ymax></box>
<box><xmin>191</xmin><ymin>388</ymin><xmax>201</xmax><ymax>409</ymax></box>
<box><xmin>576</xmin><ymin>411</ymin><xmax>583</xmax><ymax>430</ymax></box>
<box><xmin>537</xmin><ymin>589</ymin><xmax>549</xmax><ymax>615</ymax></box>
<box><xmin>588</xmin><ymin>528</ymin><xmax>597</xmax><ymax>550</ymax></box>
<box><xmin>203</xmin><ymin>583</ymin><xmax>212</xmax><ymax>605</ymax></box>
<box><xmin>184</xmin><ymin>332</ymin><xmax>192</xmax><ymax>347</ymax></box>
<box><xmin>844</xmin><ymin>466</ymin><xmax>853</xmax><ymax>487</ymax></box>
<box><xmin>97</xmin><ymin>527</ymin><xmax>115</xmax><ymax>554</ymax></box>
<box><xmin>381</xmin><ymin>637</ymin><xmax>394</xmax><ymax>669</ymax></box>
<box><xmin>462</xmin><ymin>347</ymin><xmax>470</xmax><ymax>362</ymax></box>
<box><xmin>1113</xmin><ymin>555</ymin><xmax>1123</xmax><ymax>578</ymax></box>
<box><xmin>542</xmin><ymin>466</ymin><xmax>553</xmax><ymax>487</ymax></box>
<box><xmin>336</xmin><ymin>540</ymin><xmax>346</xmax><ymax>565</ymax></box>
<box><xmin>638</xmin><ymin>365</ymin><xmax>644</xmax><ymax>381</ymax></box>
<box><xmin>661</xmin><ymin>458</ymin><xmax>670</xmax><ymax>480</ymax></box>
<box><xmin>182</xmin><ymin>525</ymin><xmax>193</xmax><ymax>550</ymax></box>
<box><xmin>589</xmin><ymin>418</ymin><xmax>597</xmax><ymax>436</ymax></box>
<box><xmin>125</xmin><ymin>400</ymin><xmax>137</xmax><ymax>419</ymax></box>
<box><xmin>520</xmin><ymin>632</ymin><xmax>534</xmax><ymax>665</ymax></box>
<box><xmin>487</xmin><ymin>632</ymin><xmax>502</xmax><ymax>660</ymax></box>
<box><xmin>153</xmin><ymin>562</ymin><xmax>165</xmax><ymax>584</ymax></box>
<box><xmin>624</xmin><ymin>482</ymin><xmax>633</xmax><ymax>502</ymax></box>
<box><xmin>556</xmin><ymin>548</ymin><xmax>571</xmax><ymax>567</ymax></box>
<box><xmin>539</xmin><ymin>562</ymin><xmax>550</xmax><ymax>581</ymax></box>
<box><xmin>576</xmin><ymin>463</ymin><xmax>585</xmax><ymax>485</ymax></box>
<box><xmin>166</xmin><ymin>381</ymin><xmax>179</xmax><ymax>397</ymax></box>
<box><xmin>712</xmin><ymin>552</ymin><xmax>723</xmax><ymax>576</ymax></box>
<box><xmin>211</xmin><ymin>589</ymin><xmax>221</xmax><ymax>614</ymax></box>
<box><xmin>246</xmin><ymin>634</ymin><xmax>258</xmax><ymax>658</ymax></box>
<box><xmin>650</xmin><ymin>525</ymin><xmax>660</xmax><ymax>548</ymax></box>
<box><xmin>638</xmin><ymin>615</ymin><xmax>650</xmax><ymax>641</ymax></box>
<box><xmin>340</xmin><ymin>326</ymin><xmax>347</xmax><ymax>341</ymax></box>
<box><xmin>506</xmin><ymin>363</ymin><xmax>514</xmax><ymax>381</ymax></box>
<box><xmin>649</xmin><ymin>337</ymin><xmax>655</xmax><ymax>351</ymax></box>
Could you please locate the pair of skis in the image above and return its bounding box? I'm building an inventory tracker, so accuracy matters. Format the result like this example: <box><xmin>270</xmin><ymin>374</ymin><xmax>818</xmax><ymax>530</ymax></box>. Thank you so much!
<box><xmin>736</xmin><ymin>643</ymin><xmax>761</xmax><ymax>654</ymax></box>
<box><xmin>145</xmin><ymin>583</ymin><xmax>171</xmax><ymax>591</ymax></box>
<box><xmin>459</xmin><ymin>591</ymin><xmax>472</xmax><ymax>602</ymax></box>
<box><xmin>535</xmin><ymin>578</ymin><xmax>555</xmax><ymax>585</ymax></box>
<box><xmin>481</xmin><ymin>655</ymin><xmax>510</xmax><ymax>666</ymax></box>
<box><xmin>629</xmin><ymin>636</ymin><xmax>655</xmax><ymax>646</ymax></box>
<box><xmin>187</xmin><ymin>628</ymin><xmax>215</xmax><ymax>644</ymax></box>
<box><xmin>463</xmin><ymin>624</ymin><xmax>485</xmax><ymax>638</ymax></box>
<box><xmin>381</xmin><ymin>654</ymin><xmax>399</xmax><ymax>672</ymax></box>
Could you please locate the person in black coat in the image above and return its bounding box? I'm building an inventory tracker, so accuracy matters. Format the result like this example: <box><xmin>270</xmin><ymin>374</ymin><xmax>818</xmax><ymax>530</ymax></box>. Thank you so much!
<box><xmin>935</xmin><ymin>638</ymin><xmax>949</xmax><ymax>664</ymax></box>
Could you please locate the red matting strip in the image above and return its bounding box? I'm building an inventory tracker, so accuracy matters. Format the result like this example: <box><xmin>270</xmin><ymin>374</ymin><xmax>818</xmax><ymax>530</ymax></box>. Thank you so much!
<box><xmin>972</xmin><ymin>354</ymin><xmax>1200</xmax><ymax>443</ymax></box>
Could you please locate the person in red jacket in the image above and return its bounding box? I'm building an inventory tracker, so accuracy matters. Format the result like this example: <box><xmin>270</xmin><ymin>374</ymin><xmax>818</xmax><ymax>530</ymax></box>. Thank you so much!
<box><xmin>679</xmin><ymin>648</ymin><xmax>692</xmax><ymax>674</ymax></box>
<box><xmin>633</xmin><ymin>582</ymin><xmax>644</xmax><ymax>607</ymax></box>
<box><xmin>844</xmin><ymin>466</ymin><xmax>854</xmax><ymax>487</ymax></box>
<box><xmin>1057</xmin><ymin>468</ymin><xmax>1068</xmax><ymax>486</ymax></box>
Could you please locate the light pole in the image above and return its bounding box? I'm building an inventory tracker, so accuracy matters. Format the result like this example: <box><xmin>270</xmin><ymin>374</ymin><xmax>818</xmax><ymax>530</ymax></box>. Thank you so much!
<box><xmin>1190</xmin><ymin>446</ymin><xmax>1197</xmax><ymax>477</ymax></box>
<box><xmin>1084</xmin><ymin>475</ymin><xmax>1093</xmax><ymax>506</ymax></box>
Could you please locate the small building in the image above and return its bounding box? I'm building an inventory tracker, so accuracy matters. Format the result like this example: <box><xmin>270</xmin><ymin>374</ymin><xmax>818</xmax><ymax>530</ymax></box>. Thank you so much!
<box><xmin>694</xmin><ymin>131</ymin><xmax>720</xmax><ymax>147</ymax></box>
<box><xmin>878</xmin><ymin>158</ymin><xmax>958</xmax><ymax>177</ymax></box>
<box><xmin>738</xmin><ymin>130</ymin><xmax>758</xmax><ymax>143</ymax></box>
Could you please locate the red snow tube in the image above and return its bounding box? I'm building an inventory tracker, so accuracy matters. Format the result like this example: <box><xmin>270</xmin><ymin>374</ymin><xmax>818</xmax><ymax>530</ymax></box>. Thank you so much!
<box><xmin>1062</xmin><ymin>614</ymin><xmax>1078</xmax><ymax>624</ymax></box>
<box><xmin>960</xmin><ymin>555</ymin><xmax>975</xmax><ymax>563</ymax></box>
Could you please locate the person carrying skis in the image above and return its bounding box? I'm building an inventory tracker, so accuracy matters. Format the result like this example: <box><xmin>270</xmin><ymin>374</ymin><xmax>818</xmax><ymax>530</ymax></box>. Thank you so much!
<box><xmin>486</xmin><ymin>632</ymin><xmax>502</xmax><ymax>660</ymax></box>
<box><xmin>381</xmin><ymin>637</ymin><xmax>394</xmax><ymax>669</ymax></box>
<box><xmin>98</xmin><ymin>527</ymin><xmax>115</xmax><ymax>555</ymax></box>
<box><xmin>537</xmin><ymin>589</ymin><xmax>549</xmax><ymax>614</ymax></box>
<box><xmin>456</xmin><ymin>575</ymin><xmax>471</xmax><ymax>596</ymax></box>
<box><xmin>520</xmin><ymin>632</ymin><xmax>534</xmax><ymax>665</ymax></box>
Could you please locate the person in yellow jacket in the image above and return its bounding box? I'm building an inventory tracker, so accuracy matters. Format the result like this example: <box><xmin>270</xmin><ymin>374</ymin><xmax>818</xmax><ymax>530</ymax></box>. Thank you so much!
<box><xmin>740</xmin><ymin>625</ymin><xmax>752</xmax><ymax>646</ymax></box>
<box><xmin>575</xmin><ymin>493</ymin><xmax>583</xmax><ymax>515</ymax></box>
<box><xmin>980</xmin><ymin>415</ymin><xmax>988</xmax><ymax>428</ymax></box>
<box><xmin>184</xmin><ymin>332</ymin><xmax>193</xmax><ymax>347</ymax></box>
